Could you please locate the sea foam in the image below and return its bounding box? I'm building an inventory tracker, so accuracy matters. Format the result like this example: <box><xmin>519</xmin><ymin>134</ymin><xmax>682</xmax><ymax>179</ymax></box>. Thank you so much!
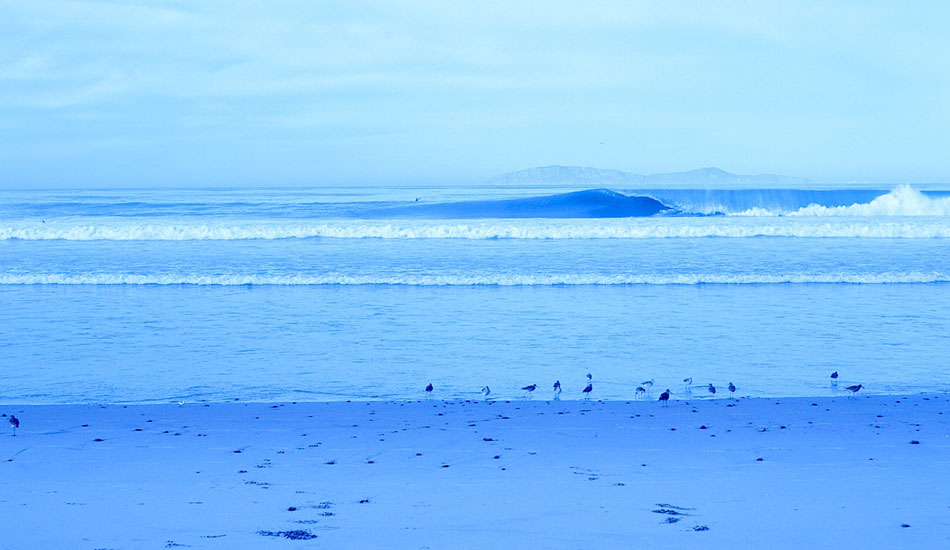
<box><xmin>2</xmin><ymin>272</ymin><xmax>947</xmax><ymax>286</ymax></box>
<box><xmin>2</xmin><ymin>218</ymin><xmax>949</xmax><ymax>240</ymax></box>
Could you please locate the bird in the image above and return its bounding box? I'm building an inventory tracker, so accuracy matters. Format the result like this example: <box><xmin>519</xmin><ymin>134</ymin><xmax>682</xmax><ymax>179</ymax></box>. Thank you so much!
<box><xmin>683</xmin><ymin>377</ymin><xmax>692</xmax><ymax>386</ymax></box>
<box><xmin>425</xmin><ymin>383</ymin><xmax>433</xmax><ymax>397</ymax></box>
<box><xmin>728</xmin><ymin>382</ymin><xmax>736</xmax><ymax>393</ymax></box>
<box><xmin>9</xmin><ymin>415</ymin><xmax>19</xmax><ymax>436</ymax></box>
<box><xmin>831</xmin><ymin>371</ymin><xmax>839</xmax><ymax>385</ymax></box>
<box><xmin>708</xmin><ymin>384</ymin><xmax>717</xmax><ymax>395</ymax></box>
<box><xmin>553</xmin><ymin>380</ymin><xmax>562</xmax><ymax>399</ymax></box>
<box><xmin>845</xmin><ymin>384</ymin><xmax>863</xmax><ymax>397</ymax></box>
<box><xmin>521</xmin><ymin>384</ymin><xmax>537</xmax><ymax>398</ymax></box>
<box><xmin>659</xmin><ymin>389</ymin><xmax>671</xmax><ymax>406</ymax></box>
<box><xmin>481</xmin><ymin>386</ymin><xmax>491</xmax><ymax>398</ymax></box>
<box><xmin>635</xmin><ymin>386</ymin><xmax>646</xmax><ymax>399</ymax></box>
<box><xmin>582</xmin><ymin>383</ymin><xmax>593</xmax><ymax>399</ymax></box>
<box><xmin>642</xmin><ymin>379</ymin><xmax>655</xmax><ymax>388</ymax></box>
<box><xmin>587</xmin><ymin>373</ymin><xmax>593</xmax><ymax>381</ymax></box>
<box><xmin>178</xmin><ymin>400</ymin><xmax>185</xmax><ymax>407</ymax></box>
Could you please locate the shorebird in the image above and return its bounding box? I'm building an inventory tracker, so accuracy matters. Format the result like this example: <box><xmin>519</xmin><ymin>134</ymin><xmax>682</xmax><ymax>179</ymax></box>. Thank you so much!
<box><xmin>831</xmin><ymin>371</ymin><xmax>839</xmax><ymax>385</ymax></box>
<box><xmin>178</xmin><ymin>400</ymin><xmax>185</xmax><ymax>407</ymax></box>
<box><xmin>9</xmin><ymin>415</ymin><xmax>19</xmax><ymax>436</ymax></box>
<box><xmin>587</xmin><ymin>373</ymin><xmax>593</xmax><ymax>381</ymax></box>
<box><xmin>845</xmin><ymin>384</ymin><xmax>863</xmax><ymax>397</ymax></box>
<box><xmin>728</xmin><ymin>382</ymin><xmax>736</xmax><ymax>393</ymax></box>
<box><xmin>425</xmin><ymin>383</ymin><xmax>433</xmax><ymax>398</ymax></box>
<box><xmin>659</xmin><ymin>389</ymin><xmax>671</xmax><ymax>406</ymax></box>
<box><xmin>481</xmin><ymin>386</ymin><xmax>491</xmax><ymax>398</ymax></box>
<box><xmin>708</xmin><ymin>384</ymin><xmax>717</xmax><ymax>395</ymax></box>
<box><xmin>635</xmin><ymin>386</ymin><xmax>646</xmax><ymax>399</ymax></box>
<box><xmin>582</xmin><ymin>383</ymin><xmax>593</xmax><ymax>399</ymax></box>
<box><xmin>553</xmin><ymin>380</ymin><xmax>562</xmax><ymax>399</ymax></box>
<box><xmin>642</xmin><ymin>379</ymin><xmax>655</xmax><ymax>388</ymax></box>
<box><xmin>521</xmin><ymin>384</ymin><xmax>537</xmax><ymax>398</ymax></box>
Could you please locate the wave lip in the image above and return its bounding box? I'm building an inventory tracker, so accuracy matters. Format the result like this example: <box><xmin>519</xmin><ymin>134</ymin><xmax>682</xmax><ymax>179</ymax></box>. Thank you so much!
<box><xmin>2</xmin><ymin>272</ymin><xmax>947</xmax><ymax>286</ymax></box>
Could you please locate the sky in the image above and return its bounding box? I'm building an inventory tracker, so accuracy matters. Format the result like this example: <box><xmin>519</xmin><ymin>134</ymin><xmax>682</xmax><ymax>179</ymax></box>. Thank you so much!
<box><xmin>1</xmin><ymin>0</ymin><xmax>949</xmax><ymax>187</ymax></box>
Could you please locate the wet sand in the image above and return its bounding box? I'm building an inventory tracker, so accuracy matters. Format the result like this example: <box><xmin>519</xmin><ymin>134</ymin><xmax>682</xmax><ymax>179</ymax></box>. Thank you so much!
<box><xmin>1</xmin><ymin>394</ymin><xmax>948</xmax><ymax>549</ymax></box>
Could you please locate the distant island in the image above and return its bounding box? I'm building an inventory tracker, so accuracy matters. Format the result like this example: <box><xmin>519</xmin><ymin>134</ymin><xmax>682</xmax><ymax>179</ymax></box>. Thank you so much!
<box><xmin>490</xmin><ymin>166</ymin><xmax>808</xmax><ymax>187</ymax></box>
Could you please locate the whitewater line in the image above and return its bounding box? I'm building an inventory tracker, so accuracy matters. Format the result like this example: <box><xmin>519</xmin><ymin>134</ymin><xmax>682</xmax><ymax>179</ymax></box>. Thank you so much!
<box><xmin>1</xmin><ymin>272</ymin><xmax>947</xmax><ymax>286</ymax></box>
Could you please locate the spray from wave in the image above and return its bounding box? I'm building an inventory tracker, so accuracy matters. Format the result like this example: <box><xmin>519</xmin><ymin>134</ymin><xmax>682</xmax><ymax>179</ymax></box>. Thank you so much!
<box><xmin>725</xmin><ymin>185</ymin><xmax>950</xmax><ymax>216</ymax></box>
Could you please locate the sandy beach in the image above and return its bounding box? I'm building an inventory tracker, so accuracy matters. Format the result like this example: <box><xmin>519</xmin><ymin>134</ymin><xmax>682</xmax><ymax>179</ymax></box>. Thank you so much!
<box><xmin>1</xmin><ymin>394</ymin><xmax>948</xmax><ymax>549</ymax></box>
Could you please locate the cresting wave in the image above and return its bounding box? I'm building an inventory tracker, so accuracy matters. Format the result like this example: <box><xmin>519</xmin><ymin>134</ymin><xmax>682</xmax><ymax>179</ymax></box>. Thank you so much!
<box><xmin>2</xmin><ymin>272</ymin><xmax>948</xmax><ymax>286</ymax></box>
<box><xmin>3</xmin><ymin>218</ymin><xmax>950</xmax><ymax>240</ymax></box>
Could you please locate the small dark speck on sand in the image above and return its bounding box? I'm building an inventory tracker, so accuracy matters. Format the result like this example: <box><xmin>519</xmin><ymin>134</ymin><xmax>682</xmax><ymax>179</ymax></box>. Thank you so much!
<box><xmin>359</xmin><ymin>499</ymin><xmax>370</xmax><ymax>504</ymax></box>
<box><xmin>233</xmin><ymin>450</ymin><xmax>241</xmax><ymax>454</ymax></box>
<box><xmin>756</xmin><ymin>457</ymin><xmax>764</xmax><ymax>462</ymax></box>
<box><xmin>287</xmin><ymin>507</ymin><xmax>297</xmax><ymax>511</ymax></box>
<box><xmin>664</xmin><ymin>517</ymin><xmax>680</xmax><ymax>524</ymax></box>
<box><xmin>902</xmin><ymin>524</ymin><xmax>911</xmax><ymax>528</ymax></box>
<box><xmin>325</xmin><ymin>460</ymin><xmax>336</xmax><ymax>465</ymax></box>
<box><xmin>258</xmin><ymin>530</ymin><xmax>317</xmax><ymax>541</ymax></box>
<box><xmin>93</xmin><ymin>438</ymin><xmax>104</xmax><ymax>442</ymax></box>
<box><xmin>493</xmin><ymin>455</ymin><xmax>500</xmax><ymax>459</ymax></box>
<box><xmin>910</xmin><ymin>440</ymin><xmax>920</xmax><ymax>444</ymax></box>
<box><xmin>441</xmin><ymin>464</ymin><xmax>449</xmax><ymax>468</ymax></box>
<box><xmin>699</xmin><ymin>425</ymin><xmax>707</xmax><ymax>430</ymax></box>
<box><xmin>693</xmin><ymin>525</ymin><xmax>710</xmax><ymax>532</ymax></box>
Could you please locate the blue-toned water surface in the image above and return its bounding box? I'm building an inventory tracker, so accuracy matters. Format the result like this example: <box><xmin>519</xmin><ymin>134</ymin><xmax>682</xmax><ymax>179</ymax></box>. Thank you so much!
<box><xmin>1</xmin><ymin>185</ymin><xmax>948</xmax><ymax>402</ymax></box>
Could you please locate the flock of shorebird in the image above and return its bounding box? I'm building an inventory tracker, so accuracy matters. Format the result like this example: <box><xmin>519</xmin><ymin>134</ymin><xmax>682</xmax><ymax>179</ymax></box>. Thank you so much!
<box><xmin>425</xmin><ymin>371</ymin><xmax>863</xmax><ymax>404</ymax></box>
<box><xmin>4</xmin><ymin>373</ymin><xmax>864</xmax><ymax>436</ymax></box>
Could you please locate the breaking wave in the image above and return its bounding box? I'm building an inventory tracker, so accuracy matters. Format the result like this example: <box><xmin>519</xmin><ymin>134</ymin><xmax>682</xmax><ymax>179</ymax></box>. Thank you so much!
<box><xmin>786</xmin><ymin>185</ymin><xmax>950</xmax><ymax>216</ymax></box>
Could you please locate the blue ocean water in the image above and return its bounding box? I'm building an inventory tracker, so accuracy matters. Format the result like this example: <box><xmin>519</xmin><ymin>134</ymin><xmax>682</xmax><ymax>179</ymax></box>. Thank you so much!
<box><xmin>1</xmin><ymin>185</ymin><xmax>949</xmax><ymax>403</ymax></box>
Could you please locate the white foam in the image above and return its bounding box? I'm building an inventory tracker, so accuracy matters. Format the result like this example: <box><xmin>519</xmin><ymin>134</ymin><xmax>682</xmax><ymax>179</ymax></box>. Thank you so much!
<box><xmin>730</xmin><ymin>185</ymin><xmax>950</xmax><ymax>217</ymax></box>
<box><xmin>1</xmin><ymin>272</ymin><xmax>947</xmax><ymax>286</ymax></box>
<box><xmin>2</xmin><ymin>217</ymin><xmax>950</xmax><ymax>240</ymax></box>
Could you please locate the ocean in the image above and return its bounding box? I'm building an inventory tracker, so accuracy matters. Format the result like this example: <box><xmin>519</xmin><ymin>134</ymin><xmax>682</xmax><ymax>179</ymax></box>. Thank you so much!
<box><xmin>1</xmin><ymin>184</ymin><xmax>948</xmax><ymax>403</ymax></box>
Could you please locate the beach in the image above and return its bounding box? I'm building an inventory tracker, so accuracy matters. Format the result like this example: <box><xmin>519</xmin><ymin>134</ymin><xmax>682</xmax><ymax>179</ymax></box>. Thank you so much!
<box><xmin>2</xmin><ymin>394</ymin><xmax>948</xmax><ymax>549</ymax></box>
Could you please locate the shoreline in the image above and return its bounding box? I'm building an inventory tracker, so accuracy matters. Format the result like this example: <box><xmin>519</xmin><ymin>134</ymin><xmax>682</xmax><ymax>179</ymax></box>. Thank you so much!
<box><xmin>2</xmin><ymin>394</ymin><xmax>948</xmax><ymax>548</ymax></box>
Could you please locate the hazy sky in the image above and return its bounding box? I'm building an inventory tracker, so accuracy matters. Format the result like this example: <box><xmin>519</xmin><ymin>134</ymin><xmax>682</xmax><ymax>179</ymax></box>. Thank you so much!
<box><xmin>2</xmin><ymin>1</ymin><xmax>949</xmax><ymax>187</ymax></box>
